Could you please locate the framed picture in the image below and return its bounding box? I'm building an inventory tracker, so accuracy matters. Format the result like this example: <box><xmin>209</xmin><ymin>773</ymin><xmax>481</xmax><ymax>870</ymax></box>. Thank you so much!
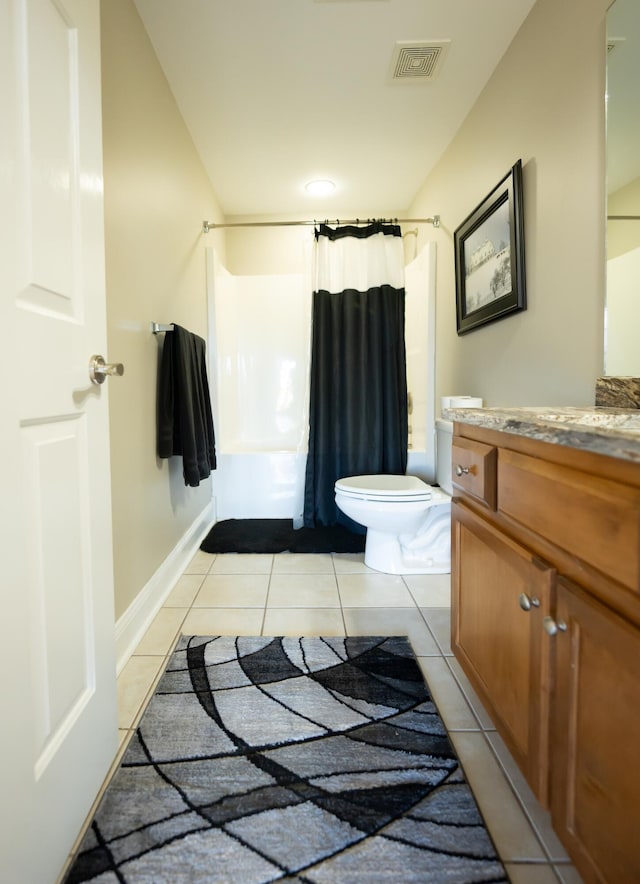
<box><xmin>454</xmin><ymin>159</ymin><xmax>526</xmax><ymax>335</ymax></box>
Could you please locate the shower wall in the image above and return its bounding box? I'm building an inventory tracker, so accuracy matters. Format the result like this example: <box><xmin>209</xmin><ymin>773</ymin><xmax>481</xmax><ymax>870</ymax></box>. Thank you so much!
<box><xmin>405</xmin><ymin>241</ymin><xmax>436</xmax><ymax>469</ymax></box>
<box><xmin>207</xmin><ymin>243</ymin><xmax>436</xmax><ymax>520</ymax></box>
<box><xmin>208</xmin><ymin>250</ymin><xmax>311</xmax><ymax>453</ymax></box>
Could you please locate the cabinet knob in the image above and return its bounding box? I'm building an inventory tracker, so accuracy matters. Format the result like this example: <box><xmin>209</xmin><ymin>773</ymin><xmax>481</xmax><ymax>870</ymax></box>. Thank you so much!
<box><xmin>455</xmin><ymin>464</ymin><xmax>470</xmax><ymax>477</ymax></box>
<box><xmin>543</xmin><ymin>615</ymin><xmax>567</xmax><ymax>636</ymax></box>
<box><xmin>518</xmin><ymin>593</ymin><xmax>540</xmax><ymax>612</ymax></box>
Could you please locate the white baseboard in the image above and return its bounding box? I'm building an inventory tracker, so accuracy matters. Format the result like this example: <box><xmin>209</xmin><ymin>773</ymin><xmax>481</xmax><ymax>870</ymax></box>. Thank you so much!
<box><xmin>114</xmin><ymin>501</ymin><xmax>215</xmax><ymax>674</ymax></box>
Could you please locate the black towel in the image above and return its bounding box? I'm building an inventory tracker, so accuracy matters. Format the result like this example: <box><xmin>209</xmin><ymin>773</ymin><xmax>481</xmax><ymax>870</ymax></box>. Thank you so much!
<box><xmin>157</xmin><ymin>324</ymin><xmax>216</xmax><ymax>486</ymax></box>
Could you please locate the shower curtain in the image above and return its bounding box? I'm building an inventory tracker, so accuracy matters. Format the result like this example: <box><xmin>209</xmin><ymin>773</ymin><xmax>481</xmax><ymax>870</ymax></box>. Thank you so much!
<box><xmin>303</xmin><ymin>221</ymin><xmax>408</xmax><ymax>528</ymax></box>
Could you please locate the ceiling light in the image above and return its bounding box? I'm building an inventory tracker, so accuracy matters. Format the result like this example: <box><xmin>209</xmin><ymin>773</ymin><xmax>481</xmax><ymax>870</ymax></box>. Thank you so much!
<box><xmin>305</xmin><ymin>179</ymin><xmax>335</xmax><ymax>196</ymax></box>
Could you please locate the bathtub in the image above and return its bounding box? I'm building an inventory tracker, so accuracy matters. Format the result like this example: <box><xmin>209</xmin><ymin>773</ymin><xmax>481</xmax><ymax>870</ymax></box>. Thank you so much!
<box><xmin>211</xmin><ymin>448</ymin><xmax>434</xmax><ymax>521</ymax></box>
<box><xmin>211</xmin><ymin>451</ymin><xmax>307</xmax><ymax>520</ymax></box>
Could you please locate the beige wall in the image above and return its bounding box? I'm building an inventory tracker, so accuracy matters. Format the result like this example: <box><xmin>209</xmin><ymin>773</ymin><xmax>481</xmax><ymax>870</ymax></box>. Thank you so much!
<box><xmin>224</xmin><ymin>217</ymin><xmax>314</xmax><ymax>276</ymax></box>
<box><xmin>409</xmin><ymin>0</ymin><xmax>610</xmax><ymax>409</ymax></box>
<box><xmin>100</xmin><ymin>0</ymin><xmax>225</xmax><ymax>619</ymax></box>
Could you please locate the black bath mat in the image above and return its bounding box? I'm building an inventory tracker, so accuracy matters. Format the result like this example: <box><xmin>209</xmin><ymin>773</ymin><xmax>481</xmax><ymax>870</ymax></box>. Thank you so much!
<box><xmin>200</xmin><ymin>518</ymin><xmax>365</xmax><ymax>554</ymax></box>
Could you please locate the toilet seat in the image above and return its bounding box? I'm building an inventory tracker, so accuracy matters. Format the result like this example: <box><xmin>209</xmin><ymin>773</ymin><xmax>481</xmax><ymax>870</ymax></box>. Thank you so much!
<box><xmin>335</xmin><ymin>474</ymin><xmax>432</xmax><ymax>503</ymax></box>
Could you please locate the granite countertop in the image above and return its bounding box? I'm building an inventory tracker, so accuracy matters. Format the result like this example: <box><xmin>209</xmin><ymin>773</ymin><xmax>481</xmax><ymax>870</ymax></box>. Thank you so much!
<box><xmin>441</xmin><ymin>405</ymin><xmax>640</xmax><ymax>463</ymax></box>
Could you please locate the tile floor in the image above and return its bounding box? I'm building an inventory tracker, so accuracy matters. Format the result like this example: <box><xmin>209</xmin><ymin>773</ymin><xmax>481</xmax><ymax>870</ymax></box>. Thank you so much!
<box><xmin>81</xmin><ymin>550</ymin><xmax>585</xmax><ymax>883</ymax></box>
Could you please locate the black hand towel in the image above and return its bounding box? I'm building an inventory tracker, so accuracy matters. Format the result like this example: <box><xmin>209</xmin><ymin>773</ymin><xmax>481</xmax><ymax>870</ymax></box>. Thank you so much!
<box><xmin>157</xmin><ymin>324</ymin><xmax>216</xmax><ymax>486</ymax></box>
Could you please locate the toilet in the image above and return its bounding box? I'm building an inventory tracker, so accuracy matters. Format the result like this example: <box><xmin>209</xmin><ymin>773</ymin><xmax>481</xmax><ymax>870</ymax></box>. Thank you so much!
<box><xmin>334</xmin><ymin>419</ymin><xmax>454</xmax><ymax>575</ymax></box>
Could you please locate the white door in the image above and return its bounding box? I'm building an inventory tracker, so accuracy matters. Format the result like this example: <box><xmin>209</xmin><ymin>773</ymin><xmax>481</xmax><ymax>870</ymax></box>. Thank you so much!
<box><xmin>0</xmin><ymin>1</ymin><xmax>118</xmax><ymax>882</ymax></box>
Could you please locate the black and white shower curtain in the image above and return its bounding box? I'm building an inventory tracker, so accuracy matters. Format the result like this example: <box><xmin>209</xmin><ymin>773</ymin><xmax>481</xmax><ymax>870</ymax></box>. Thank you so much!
<box><xmin>303</xmin><ymin>221</ymin><xmax>408</xmax><ymax>528</ymax></box>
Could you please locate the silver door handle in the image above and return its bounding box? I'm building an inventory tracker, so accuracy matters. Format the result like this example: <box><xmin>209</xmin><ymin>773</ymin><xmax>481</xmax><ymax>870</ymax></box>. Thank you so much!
<box><xmin>89</xmin><ymin>354</ymin><xmax>125</xmax><ymax>385</ymax></box>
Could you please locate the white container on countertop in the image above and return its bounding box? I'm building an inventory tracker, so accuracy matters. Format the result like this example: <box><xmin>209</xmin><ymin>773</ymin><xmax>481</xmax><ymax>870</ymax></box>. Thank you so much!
<box><xmin>440</xmin><ymin>395</ymin><xmax>483</xmax><ymax>411</ymax></box>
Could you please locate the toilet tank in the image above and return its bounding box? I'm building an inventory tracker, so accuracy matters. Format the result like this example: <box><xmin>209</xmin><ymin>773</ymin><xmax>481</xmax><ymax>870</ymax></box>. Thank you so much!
<box><xmin>435</xmin><ymin>419</ymin><xmax>453</xmax><ymax>494</ymax></box>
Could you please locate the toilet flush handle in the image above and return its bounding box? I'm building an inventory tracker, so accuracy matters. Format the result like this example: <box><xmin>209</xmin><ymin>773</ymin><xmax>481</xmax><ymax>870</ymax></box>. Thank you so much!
<box><xmin>89</xmin><ymin>354</ymin><xmax>125</xmax><ymax>385</ymax></box>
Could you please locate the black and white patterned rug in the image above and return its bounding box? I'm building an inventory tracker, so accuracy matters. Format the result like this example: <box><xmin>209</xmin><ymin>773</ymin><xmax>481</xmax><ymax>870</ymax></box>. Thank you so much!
<box><xmin>65</xmin><ymin>636</ymin><xmax>507</xmax><ymax>882</ymax></box>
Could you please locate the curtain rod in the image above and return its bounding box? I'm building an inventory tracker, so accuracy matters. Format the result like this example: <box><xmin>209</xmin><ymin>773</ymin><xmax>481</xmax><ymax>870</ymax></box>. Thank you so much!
<box><xmin>607</xmin><ymin>215</ymin><xmax>640</xmax><ymax>220</ymax></box>
<box><xmin>202</xmin><ymin>216</ymin><xmax>440</xmax><ymax>233</ymax></box>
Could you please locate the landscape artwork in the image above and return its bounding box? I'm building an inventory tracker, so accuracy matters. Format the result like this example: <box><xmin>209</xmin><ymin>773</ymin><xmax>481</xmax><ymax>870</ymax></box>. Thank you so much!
<box><xmin>454</xmin><ymin>159</ymin><xmax>526</xmax><ymax>335</ymax></box>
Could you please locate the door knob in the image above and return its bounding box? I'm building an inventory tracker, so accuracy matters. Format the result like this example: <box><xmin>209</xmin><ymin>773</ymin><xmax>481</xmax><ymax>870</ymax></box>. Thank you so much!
<box><xmin>89</xmin><ymin>355</ymin><xmax>125</xmax><ymax>385</ymax></box>
<box><xmin>455</xmin><ymin>464</ymin><xmax>470</xmax><ymax>477</ymax></box>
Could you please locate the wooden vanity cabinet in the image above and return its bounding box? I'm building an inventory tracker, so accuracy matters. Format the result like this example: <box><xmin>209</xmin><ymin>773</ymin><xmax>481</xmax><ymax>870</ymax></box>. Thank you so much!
<box><xmin>450</xmin><ymin>422</ymin><xmax>640</xmax><ymax>884</ymax></box>
<box><xmin>551</xmin><ymin>577</ymin><xmax>640</xmax><ymax>883</ymax></box>
<box><xmin>452</xmin><ymin>502</ymin><xmax>554</xmax><ymax>804</ymax></box>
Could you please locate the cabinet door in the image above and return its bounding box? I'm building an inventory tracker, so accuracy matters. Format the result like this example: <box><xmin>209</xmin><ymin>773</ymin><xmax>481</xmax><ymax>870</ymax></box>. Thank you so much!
<box><xmin>551</xmin><ymin>579</ymin><xmax>640</xmax><ymax>884</ymax></box>
<box><xmin>452</xmin><ymin>501</ymin><xmax>555</xmax><ymax>804</ymax></box>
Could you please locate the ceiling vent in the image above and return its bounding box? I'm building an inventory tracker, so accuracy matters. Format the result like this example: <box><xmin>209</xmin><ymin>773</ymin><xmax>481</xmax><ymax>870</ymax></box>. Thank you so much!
<box><xmin>391</xmin><ymin>40</ymin><xmax>450</xmax><ymax>81</ymax></box>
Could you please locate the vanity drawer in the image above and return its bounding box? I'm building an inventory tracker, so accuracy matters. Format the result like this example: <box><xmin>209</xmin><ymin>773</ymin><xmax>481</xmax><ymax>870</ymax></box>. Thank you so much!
<box><xmin>451</xmin><ymin>438</ymin><xmax>497</xmax><ymax>509</ymax></box>
<box><xmin>498</xmin><ymin>449</ymin><xmax>640</xmax><ymax>592</ymax></box>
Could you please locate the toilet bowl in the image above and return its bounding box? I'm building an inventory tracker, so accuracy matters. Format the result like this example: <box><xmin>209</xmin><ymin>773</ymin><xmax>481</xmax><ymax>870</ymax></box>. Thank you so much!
<box><xmin>334</xmin><ymin>474</ymin><xmax>451</xmax><ymax>575</ymax></box>
<box><xmin>334</xmin><ymin>422</ymin><xmax>455</xmax><ymax>575</ymax></box>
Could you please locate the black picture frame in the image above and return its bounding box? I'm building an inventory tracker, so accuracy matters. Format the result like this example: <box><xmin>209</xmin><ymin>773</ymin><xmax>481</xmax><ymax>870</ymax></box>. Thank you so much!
<box><xmin>454</xmin><ymin>159</ymin><xmax>526</xmax><ymax>335</ymax></box>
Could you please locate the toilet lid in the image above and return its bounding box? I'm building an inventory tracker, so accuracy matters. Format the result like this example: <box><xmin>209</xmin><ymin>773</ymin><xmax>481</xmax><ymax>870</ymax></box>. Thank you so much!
<box><xmin>335</xmin><ymin>474</ymin><xmax>432</xmax><ymax>502</ymax></box>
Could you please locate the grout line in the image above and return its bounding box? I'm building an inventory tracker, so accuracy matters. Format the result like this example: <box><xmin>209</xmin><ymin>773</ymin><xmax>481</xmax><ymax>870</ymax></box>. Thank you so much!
<box><xmin>334</xmin><ymin>567</ymin><xmax>347</xmax><ymax>635</ymax></box>
<box><xmin>482</xmin><ymin>730</ymin><xmax>571</xmax><ymax>868</ymax></box>
<box><xmin>443</xmin><ymin>656</ymin><xmax>495</xmax><ymax>730</ymax></box>
<box><xmin>263</xmin><ymin>553</ymin><xmax>276</xmax><ymax>635</ymax></box>
<box><xmin>335</xmin><ymin>563</ymin><xmax>348</xmax><ymax>635</ymax></box>
<box><xmin>477</xmin><ymin>729</ymin><xmax>553</xmax><ymax>865</ymax></box>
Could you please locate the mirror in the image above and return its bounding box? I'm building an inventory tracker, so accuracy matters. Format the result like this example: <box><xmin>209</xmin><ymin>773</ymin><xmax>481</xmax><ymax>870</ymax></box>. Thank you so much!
<box><xmin>605</xmin><ymin>0</ymin><xmax>640</xmax><ymax>375</ymax></box>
